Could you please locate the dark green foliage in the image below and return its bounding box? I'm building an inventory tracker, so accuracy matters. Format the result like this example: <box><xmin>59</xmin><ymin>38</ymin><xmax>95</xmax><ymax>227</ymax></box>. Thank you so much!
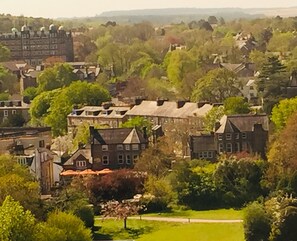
<box><xmin>171</xmin><ymin>160</ymin><xmax>220</xmax><ymax>210</ymax></box>
<box><xmin>243</xmin><ymin>202</ymin><xmax>271</xmax><ymax>241</ymax></box>
<box><xmin>0</xmin><ymin>92</ymin><xmax>9</xmax><ymax>101</ymax></box>
<box><xmin>1</xmin><ymin>112</ymin><xmax>25</xmax><ymax>127</ymax></box>
<box><xmin>224</xmin><ymin>96</ymin><xmax>250</xmax><ymax>115</ymax></box>
<box><xmin>23</xmin><ymin>87</ymin><xmax>39</xmax><ymax>101</ymax></box>
<box><xmin>214</xmin><ymin>158</ymin><xmax>267</xmax><ymax>207</ymax></box>
<box><xmin>74</xmin><ymin>206</ymin><xmax>95</xmax><ymax>228</ymax></box>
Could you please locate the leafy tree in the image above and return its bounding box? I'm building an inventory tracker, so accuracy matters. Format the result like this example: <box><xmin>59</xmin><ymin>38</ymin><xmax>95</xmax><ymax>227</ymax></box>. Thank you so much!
<box><xmin>224</xmin><ymin>96</ymin><xmax>250</xmax><ymax>115</ymax></box>
<box><xmin>0</xmin><ymin>65</ymin><xmax>18</xmax><ymax>94</ymax></box>
<box><xmin>243</xmin><ymin>202</ymin><xmax>271</xmax><ymax>241</ymax></box>
<box><xmin>271</xmin><ymin>97</ymin><xmax>297</xmax><ymax>131</ymax></box>
<box><xmin>37</xmin><ymin>63</ymin><xmax>77</xmax><ymax>93</ymax></box>
<box><xmin>29</xmin><ymin>89</ymin><xmax>61</xmax><ymax>126</ymax></box>
<box><xmin>1</xmin><ymin>112</ymin><xmax>26</xmax><ymax>127</ymax></box>
<box><xmin>0</xmin><ymin>155</ymin><xmax>40</xmax><ymax>214</ymax></box>
<box><xmin>102</xmin><ymin>200</ymin><xmax>143</xmax><ymax>229</ymax></box>
<box><xmin>0</xmin><ymin>196</ymin><xmax>36</xmax><ymax>241</ymax></box>
<box><xmin>208</xmin><ymin>16</ymin><xmax>218</xmax><ymax>25</ymax></box>
<box><xmin>0</xmin><ymin>44</ymin><xmax>10</xmax><ymax>61</ymax></box>
<box><xmin>268</xmin><ymin>112</ymin><xmax>297</xmax><ymax>177</ymax></box>
<box><xmin>120</xmin><ymin>116</ymin><xmax>152</xmax><ymax>135</ymax></box>
<box><xmin>267</xmin><ymin>32</ymin><xmax>295</xmax><ymax>52</ymax></box>
<box><xmin>214</xmin><ymin>157</ymin><xmax>266</xmax><ymax>207</ymax></box>
<box><xmin>46</xmin><ymin>211</ymin><xmax>92</xmax><ymax>241</ymax></box>
<box><xmin>171</xmin><ymin>160</ymin><xmax>220</xmax><ymax>209</ymax></box>
<box><xmin>191</xmin><ymin>68</ymin><xmax>240</xmax><ymax>102</ymax></box>
<box><xmin>87</xmin><ymin>169</ymin><xmax>145</xmax><ymax>202</ymax></box>
<box><xmin>0</xmin><ymin>92</ymin><xmax>9</xmax><ymax>101</ymax></box>
<box><xmin>249</xmin><ymin>50</ymin><xmax>267</xmax><ymax>71</ymax></box>
<box><xmin>135</xmin><ymin>136</ymin><xmax>175</xmax><ymax>178</ymax></box>
<box><xmin>143</xmin><ymin>175</ymin><xmax>176</xmax><ymax>212</ymax></box>
<box><xmin>203</xmin><ymin>106</ymin><xmax>225</xmax><ymax>132</ymax></box>
<box><xmin>31</xmin><ymin>81</ymin><xmax>110</xmax><ymax>136</ymax></box>
<box><xmin>23</xmin><ymin>87</ymin><xmax>39</xmax><ymax>101</ymax></box>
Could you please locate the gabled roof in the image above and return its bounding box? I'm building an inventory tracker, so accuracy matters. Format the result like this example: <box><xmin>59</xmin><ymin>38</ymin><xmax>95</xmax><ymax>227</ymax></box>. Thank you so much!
<box><xmin>63</xmin><ymin>148</ymin><xmax>91</xmax><ymax>166</ymax></box>
<box><xmin>91</xmin><ymin>128</ymin><xmax>147</xmax><ymax>145</ymax></box>
<box><xmin>216</xmin><ymin>114</ymin><xmax>269</xmax><ymax>133</ymax></box>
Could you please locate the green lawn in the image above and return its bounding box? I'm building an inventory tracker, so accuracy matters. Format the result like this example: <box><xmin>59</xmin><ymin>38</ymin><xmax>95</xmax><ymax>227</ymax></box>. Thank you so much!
<box><xmin>94</xmin><ymin>219</ymin><xmax>244</xmax><ymax>241</ymax></box>
<box><xmin>142</xmin><ymin>208</ymin><xmax>243</xmax><ymax>220</ymax></box>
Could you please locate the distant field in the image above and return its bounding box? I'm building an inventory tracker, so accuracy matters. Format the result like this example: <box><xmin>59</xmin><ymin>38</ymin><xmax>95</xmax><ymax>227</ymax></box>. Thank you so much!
<box><xmin>94</xmin><ymin>219</ymin><xmax>244</xmax><ymax>241</ymax></box>
<box><xmin>142</xmin><ymin>208</ymin><xmax>243</xmax><ymax>220</ymax></box>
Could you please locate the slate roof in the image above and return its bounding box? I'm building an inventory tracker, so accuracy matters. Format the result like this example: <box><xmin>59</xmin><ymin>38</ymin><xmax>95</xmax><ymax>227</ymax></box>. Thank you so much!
<box><xmin>216</xmin><ymin>114</ymin><xmax>269</xmax><ymax>133</ymax></box>
<box><xmin>125</xmin><ymin>101</ymin><xmax>212</xmax><ymax>118</ymax></box>
<box><xmin>68</xmin><ymin>106</ymin><xmax>131</xmax><ymax>119</ymax></box>
<box><xmin>91</xmin><ymin>128</ymin><xmax>147</xmax><ymax>145</ymax></box>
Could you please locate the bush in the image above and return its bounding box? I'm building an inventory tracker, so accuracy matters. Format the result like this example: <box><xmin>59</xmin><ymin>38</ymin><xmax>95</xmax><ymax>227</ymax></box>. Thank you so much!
<box><xmin>74</xmin><ymin>205</ymin><xmax>94</xmax><ymax>228</ymax></box>
<box><xmin>243</xmin><ymin>202</ymin><xmax>271</xmax><ymax>241</ymax></box>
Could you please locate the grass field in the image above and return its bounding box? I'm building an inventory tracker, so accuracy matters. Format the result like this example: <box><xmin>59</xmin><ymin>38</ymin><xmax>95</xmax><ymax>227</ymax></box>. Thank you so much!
<box><xmin>142</xmin><ymin>208</ymin><xmax>243</xmax><ymax>220</ymax></box>
<box><xmin>94</xmin><ymin>209</ymin><xmax>245</xmax><ymax>241</ymax></box>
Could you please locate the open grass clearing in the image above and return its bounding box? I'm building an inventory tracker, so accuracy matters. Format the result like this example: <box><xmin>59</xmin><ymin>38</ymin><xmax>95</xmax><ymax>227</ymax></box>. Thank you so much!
<box><xmin>93</xmin><ymin>219</ymin><xmax>244</xmax><ymax>241</ymax></box>
<box><xmin>142</xmin><ymin>208</ymin><xmax>243</xmax><ymax>220</ymax></box>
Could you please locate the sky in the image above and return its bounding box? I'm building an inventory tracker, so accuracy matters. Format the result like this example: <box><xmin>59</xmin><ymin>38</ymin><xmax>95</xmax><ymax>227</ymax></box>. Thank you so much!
<box><xmin>1</xmin><ymin>0</ymin><xmax>297</xmax><ymax>18</ymax></box>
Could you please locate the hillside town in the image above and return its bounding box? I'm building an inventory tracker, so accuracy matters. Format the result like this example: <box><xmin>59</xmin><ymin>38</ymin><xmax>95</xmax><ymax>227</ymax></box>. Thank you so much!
<box><xmin>0</xmin><ymin>5</ymin><xmax>297</xmax><ymax>241</ymax></box>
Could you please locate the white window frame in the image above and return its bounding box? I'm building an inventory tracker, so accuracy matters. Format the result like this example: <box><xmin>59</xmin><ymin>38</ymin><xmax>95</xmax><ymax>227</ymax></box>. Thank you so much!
<box><xmin>125</xmin><ymin>145</ymin><xmax>130</xmax><ymax>151</ymax></box>
<box><xmin>118</xmin><ymin>154</ymin><xmax>124</xmax><ymax>164</ymax></box>
<box><xmin>126</xmin><ymin>154</ymin><xmax>131</xmax><ymax>164</ymax></box>
<box><xmin>226</xmin><ymin>133</ymin><xmax>232</xmax><ymax>140</ymax></box>
<box><xmin>218</xmin><ymin>134</ymin><xmax>223</xmax><ymax>141</ymax></box>
<box><xmin>12</xmin><ymin>110</ymin><xmax>17</xmax><ymax>115</ymax></box>
<box><xmin>4</xmin><ymin>110</ymin><xmax>8</xmax><ymax>117</ymax></box>
<box><xmin>117</xmin><ymin>144</ymin><xmax>123</xmax><ymax>151</ymax></box>
<box><xmin>102</xmin><ymin>145</ymin><xmax>108</xmax><ymax>151</ymax></box>
<box><xmin>208</xmin><ymin>152</ymin><xmax>213</xmax><ymax>158</ymax></box>
<box><xmin>102</xmin><ymin>155</ymin><xmax>109</xmax><ymax>165</ymax></box>
<box><xmin>77</xmin><ymin>160</ymin><xmax>86</xmax><ymax>167</ymax></box>
<box><xmin>242</xmin><ymin>132</ymin><xmax>247</xmax><ymax>139</ymax></box>
<box><xmin>219</xmin><ymin>143</ymin><xmax>224</xmax><ymax>153</ymax></box>
<box><xmin>132</xmin><ymin>144</ymin><xmax>139</xmax><ymax>151</ymax></box>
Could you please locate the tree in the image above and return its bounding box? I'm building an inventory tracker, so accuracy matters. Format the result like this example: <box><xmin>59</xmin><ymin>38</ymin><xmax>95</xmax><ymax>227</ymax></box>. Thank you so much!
<box><xmin>171</xmin><ymin>160</ymin><xmax>220</xmax><ymax>209</ymax></box>
<box><xmin>143</xmin><ymin>175</ymin><xmax>176</xmax><ymax>212</ymax></box>
<box><xmin>102</xmin><ymin>200</ymin><xmax>143</xmax><ymax>229</ymax></box>
<box><xmin>268</xmin><ymin>112</ymin><xmax>297</xmax><ymax>177</ymax></box>
<box><xmin>0</xmin><ymin>65</ymin><xmax>18</xmax><ymax>94</ymax></box>
<box><xmin>0</xmin><ymin>155</ymin><xmax>40</xmax><ymax>215</ymax></box>
<box><xmin>258</xmin><ymin>56</ymin><xmax>289</xmax><ymax>114</ymax></box>
<box><xmin>37</xmin><ymin>63</ymin><xmax>77</xmax><ymax>93</ymax></box>
<box><xmin>271</xmin><ymin>97</ymin><xmax>297</xmax><ymax>131</ymax></box>
<box><xmin>46</xmin><ymin>211</ymin><xmax>92</xmax><ymax>241</ymax></box>
<box><xmin>224</xmin><ymin>96</ymin><xmax>250</xmax><ymax>115</ymax></box>
<box><xmin>30</xmin><ymin>81</ymin><xmax>110</xmax><ymax>136</ymax></box>
<box><xmin>208</xmin><ymin>16</ymin><xmax>218</xmax><ymax>25</ymax></box>
<box><xmin>0</xmin><ymin>44</ymin><xmax>10</xmax><ymax>62</ymax></box>
<box><xmin>203</xmin><ymin>105</ymin><xmax>225</xmax><ymax>132</ymax></box>
<box><xmin>1</xmin><ymin>112</ymin><xmax>26</xmax><ymax>127</ymax></box>
<box><xmin>191</xmin><ymin>68</ymin><xmax>240</xmax><ymax>103</ymax></box>
<box><xmin>0</xmin><ymin>196</ymin><xmax>36</xmax><ymax>241</ymax></box>
<box><xmin>249</xmin><ymin>50</ymin><xmax>267</xmax><ymax>71</ymax></box>
<box><xmin>214</xmin><ymin>157</ymin><xmax>266</xmax><ymax>207</ymax></box>
<box><xmin>243</xmin><ymin>202</ymin><xmax>271</xmax><ymax>241</ymax></box>
<box><xmin>135</xmin><ymin>136</ymin><xmax>175</xmax><ymax>178</ymax></box>
<box><xmin>120</xmin><ymin>116</ymin><xmax>152</xmax><ymax>135</ymax></box>
<box><xmin>23</xmin><ymin>87</ymin><xmax>39</xmax><ymax>101</ymax></box>
<box><xmin>267</xmin><ymin>32</ymin><xmax>295</xmax><ymax>53</ymax></box>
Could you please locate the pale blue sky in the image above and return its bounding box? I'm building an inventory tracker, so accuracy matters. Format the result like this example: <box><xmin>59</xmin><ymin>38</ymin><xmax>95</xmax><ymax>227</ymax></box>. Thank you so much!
<box><xmin>1</xmin><ymin>0</ymin><xmax>297</xmax><ymax>18</ymax></box>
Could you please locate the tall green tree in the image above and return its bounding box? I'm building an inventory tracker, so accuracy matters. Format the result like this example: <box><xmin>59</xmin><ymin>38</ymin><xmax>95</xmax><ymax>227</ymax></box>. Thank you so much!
<box><xmin>37</xmin><ymin>63</ymin><xmax>77</xmax><ymax>93</ymax></box>
<box><xmin>224</xmin><ymin>96</ymin><xmax>250</xmax><ymax>115</ymax></box>
<box><xmin>0</xmin><ymin>196</ymin><xmax>37</xmax><ymax>241</ymax></box>
<box><xmin>0</xmin><ymin>44</ymin><xmax>10</xmax><ymax>62</ymax></box>
<box><xmin>191</xmin><ymin>68</ymin><xmax>240</xmax><ymax>102</ymax></box>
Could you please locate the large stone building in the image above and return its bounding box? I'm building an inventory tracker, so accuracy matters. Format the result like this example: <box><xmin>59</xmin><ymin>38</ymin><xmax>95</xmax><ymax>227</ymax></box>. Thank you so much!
<box><xmin>0</xmin><ymin>24</ymin><xmax>74</xmax><ymax>66</ymax></box>
<box><xmin>190</xmin><ymin>114</ymin><xmax>269</xmax><ymax>161</ymax></box>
